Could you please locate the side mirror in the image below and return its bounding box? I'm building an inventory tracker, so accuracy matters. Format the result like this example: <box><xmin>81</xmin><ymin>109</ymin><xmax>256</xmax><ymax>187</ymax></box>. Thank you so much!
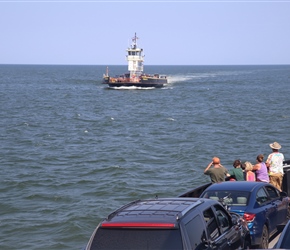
<box><xmin>230</xmin><ymin>212</ymin><xmax>240</xmax><ymax>226</ymax></box>
<box><xmin>231</xmin><ymin>217</ymin><xmax>237</xmax><ymax>225</ymax></box>
<box><xmin>280</xmin><ymin>191</ymin><xmax>288</xmax><ymax>197</ymax></box>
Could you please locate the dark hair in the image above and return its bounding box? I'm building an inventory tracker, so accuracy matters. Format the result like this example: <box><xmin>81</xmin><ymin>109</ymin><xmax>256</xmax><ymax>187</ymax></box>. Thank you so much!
<box><xmin>233</xmin><ymin>159</ymin><xmax>241</xmax><ymax>168</ymax></box>
<box><xmin>241</xmin><ymin>163</ymin><xmax>246</xmax><ymax>170</ymax></box>
<box><xmin>256</xmin><ymin>154</ymin><xmax>264</xmax><ymax>163</ymax></box>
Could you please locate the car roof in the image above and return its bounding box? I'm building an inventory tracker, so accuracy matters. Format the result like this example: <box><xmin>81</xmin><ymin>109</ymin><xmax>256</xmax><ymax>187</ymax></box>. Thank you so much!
<box><xmin>102</xmin><ymin>198</ymin><xmax>215</xmax><ymax>225</ymax></box>
<box><xmin>203</xmin><ymin>181</ymin><xmax>268</xmax><ymax>192</ymax></box>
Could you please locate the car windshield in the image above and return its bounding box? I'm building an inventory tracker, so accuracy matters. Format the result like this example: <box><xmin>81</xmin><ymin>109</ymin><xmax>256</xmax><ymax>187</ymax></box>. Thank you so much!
<box><xmin>202</xmin><ymin>190</ymin><xmax>250</xmax><ymax>206</ymax></box>
<box><xmin>90</xmin><ymin>228</ymin><xmax>183</xmax><ymax>250</ymax></box>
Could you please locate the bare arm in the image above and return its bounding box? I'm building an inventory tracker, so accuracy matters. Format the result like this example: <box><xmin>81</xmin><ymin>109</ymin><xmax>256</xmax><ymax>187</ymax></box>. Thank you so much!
<box><xmin>220</xmin><ymin>164</ymin><xmax>231</xmax><ymax>177</ymax></box>
<box><xmin>265</xmin><ymin>154</ymin><xmax>272</xmax><ymax>167</ymax></box>
<box><xmin>204</xmin><ymin>161</ymin><xmax>213</xmax><ymax>173</ymax></box>
<box><xmin>252</xmin><ymin>163</ymin><xmax>260</xmax><ymax>171</ymax></box>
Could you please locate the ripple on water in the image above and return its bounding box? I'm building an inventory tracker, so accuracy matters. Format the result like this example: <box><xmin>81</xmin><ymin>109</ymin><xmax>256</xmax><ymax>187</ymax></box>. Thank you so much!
<box><xmin>1</xmin><ymin>65</ymin><xmax>290</xmax><ymax>249</ymax></box>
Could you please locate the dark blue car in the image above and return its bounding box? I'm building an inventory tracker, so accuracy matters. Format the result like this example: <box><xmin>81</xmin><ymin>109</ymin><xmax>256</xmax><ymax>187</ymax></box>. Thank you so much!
<box><xmin>200</xmin><ymin>181</ymin><xmax>289</xmax><ymax>249</ymax></box>
<box><xmin>274</xmin><ymin>219</ymin><xmax>290</xmax><ymax>248</ymax></box>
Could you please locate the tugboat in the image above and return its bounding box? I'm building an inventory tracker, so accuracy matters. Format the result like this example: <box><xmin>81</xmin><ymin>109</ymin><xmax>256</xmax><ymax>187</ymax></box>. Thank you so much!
<box><xmin>102</xmin><ymin>33</ymin><xmax>167</xmax><ymax>88</ymax></box>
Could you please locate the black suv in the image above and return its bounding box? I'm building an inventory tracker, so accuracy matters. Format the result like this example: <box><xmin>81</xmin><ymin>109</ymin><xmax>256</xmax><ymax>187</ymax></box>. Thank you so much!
<box><xmin>85</xmin><ymin>197</ymin><xmax>249</xmax><ymax>249</ymax></box>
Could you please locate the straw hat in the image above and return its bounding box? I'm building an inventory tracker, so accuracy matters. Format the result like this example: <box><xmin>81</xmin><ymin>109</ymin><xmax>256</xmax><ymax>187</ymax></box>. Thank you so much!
<box><xmin>269</xmin><ymin>142</ymin><xmax>281</xmax><ymax>150</ymax></box>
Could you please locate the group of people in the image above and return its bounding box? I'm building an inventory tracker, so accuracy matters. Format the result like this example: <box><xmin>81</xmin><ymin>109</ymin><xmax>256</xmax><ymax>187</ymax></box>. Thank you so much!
<box><xmin>204</xmin><ymin>141</ymin><xmax>285</xmax><ymax>191</ymax></box>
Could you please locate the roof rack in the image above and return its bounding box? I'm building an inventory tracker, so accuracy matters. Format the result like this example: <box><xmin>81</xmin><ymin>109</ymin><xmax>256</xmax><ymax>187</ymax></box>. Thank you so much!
<box><xmin>107</xmin><ymin>198</ymin><xmax>204</xmax><ymax>221</ymax></box>
<box><xmin>177</xmin><ymin>200</ymin><xmax>204</xmax><ymax>220</ymax></box>
<box><xmin>107</xmin><ymin>199</ymin><xmax>141</xmax><ymax>220</ymax></box>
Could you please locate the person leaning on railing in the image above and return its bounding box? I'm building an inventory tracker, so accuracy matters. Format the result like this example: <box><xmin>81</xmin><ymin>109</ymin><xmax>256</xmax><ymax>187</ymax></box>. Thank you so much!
<box><xmin>252</xmin><ymin>154</ymin><xmax>269</xmax><ymax>183</ymax></box>
<box><xmin>228</xmin><ymin>159</ymin><xmax>245</xmax><ymax>181</ymax></box>
<box><xmin>244</xmin><ymin>161</ymin><xmax>256</xmax><ymax>181</ymax></box>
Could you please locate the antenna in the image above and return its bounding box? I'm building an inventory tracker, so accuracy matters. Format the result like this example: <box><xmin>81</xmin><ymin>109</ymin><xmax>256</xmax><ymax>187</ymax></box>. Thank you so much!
<box><xmin>132</xmin><ymin>32</ymin><xmax>139</xmax><ymax>48</ymax></box>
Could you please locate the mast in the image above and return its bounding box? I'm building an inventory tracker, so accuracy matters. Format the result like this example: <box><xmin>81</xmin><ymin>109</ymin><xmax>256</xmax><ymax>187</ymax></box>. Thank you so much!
<box><xmin>126</xmin><ymin>33</ymin><xmax>144</xmax><ymax>81</ymax></box>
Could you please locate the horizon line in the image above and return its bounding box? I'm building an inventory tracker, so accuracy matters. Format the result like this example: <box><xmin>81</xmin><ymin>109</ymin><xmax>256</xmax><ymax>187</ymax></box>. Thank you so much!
<box><xmin>0</xmin><ymin>63</ymin><xmax>290</xmax><ymax>66</ymax></box>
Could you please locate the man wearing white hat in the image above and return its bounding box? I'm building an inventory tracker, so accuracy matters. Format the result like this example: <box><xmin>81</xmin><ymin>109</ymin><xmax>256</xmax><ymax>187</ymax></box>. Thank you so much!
<box><xmin>266</xmin><ymin>142</ymin><xmax>285</xmax><ymax>191</ymax></box>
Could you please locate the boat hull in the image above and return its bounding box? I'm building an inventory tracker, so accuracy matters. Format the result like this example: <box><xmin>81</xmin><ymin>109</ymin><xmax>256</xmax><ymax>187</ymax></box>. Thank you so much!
<box><xmin>103</xmin><ymin>77</ymin><xmax>167</xmax><ymax>88</ymax></box>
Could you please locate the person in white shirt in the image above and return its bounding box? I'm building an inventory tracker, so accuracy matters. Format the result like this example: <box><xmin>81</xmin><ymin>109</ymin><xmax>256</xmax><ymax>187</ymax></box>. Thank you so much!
<box><xmin>266</xmin><ymin>142</ymin><xmax>285</xmax><ymax>191</ymax></box>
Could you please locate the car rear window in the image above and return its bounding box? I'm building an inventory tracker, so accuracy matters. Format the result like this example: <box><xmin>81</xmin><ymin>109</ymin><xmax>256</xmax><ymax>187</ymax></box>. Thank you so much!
<box><xmin>90</xmin><ymin>228</ymin><xmax>183</xmax><ymax>250</ymax></box>
<box><xmin>202</xmin><ymin>190</ymin><xmax>250</xmax><ymax>206</ymax></box>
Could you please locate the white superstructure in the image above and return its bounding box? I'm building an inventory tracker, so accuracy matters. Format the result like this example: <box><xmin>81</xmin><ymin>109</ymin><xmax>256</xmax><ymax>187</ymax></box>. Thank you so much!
<box><xmin>126</xmin><ymin>33</ymin><xmax>144</xmax><ymax>81</ymax></box>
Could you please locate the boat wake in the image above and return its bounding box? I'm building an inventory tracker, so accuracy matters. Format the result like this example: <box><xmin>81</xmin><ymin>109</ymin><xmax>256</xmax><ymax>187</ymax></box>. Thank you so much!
<box><xmin>168</xmin><ymin>69</ymin><xmax>255</xmax><ymax>85</ymax></box>
<box><xmin>167</xmin><ymin>75</ymin><xmax>194</xmax><ymax>84</ymax></box>
<box><xmin>167</xmin><ymin>72</ymin><xmax>220</xmax><ymax>84</ymax></box>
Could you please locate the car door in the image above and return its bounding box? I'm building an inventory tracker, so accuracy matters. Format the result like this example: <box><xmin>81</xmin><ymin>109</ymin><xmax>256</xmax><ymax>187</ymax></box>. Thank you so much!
<box><xmin>265</xmin><ymin>185</ymin><xmax>287</xmax><ymax>226</ymax></box>
<box><xmin>183</xmin><ymin>213</ymin><xmax>210</xmax><ymax>250</ymax></box>
<box><xmin>256</xmin><ymin>186</ymin><xmax>277</xmax><ymax>234</ymax></box>
<box><xmin>202</xmin><ymin>206</ymin><xmax>228</xmax><ymax>249</ymax></box>
<box><xmin>212</xmin><ymin>204</ymin><xmax>243</xmax><ymax>250</ymax></box>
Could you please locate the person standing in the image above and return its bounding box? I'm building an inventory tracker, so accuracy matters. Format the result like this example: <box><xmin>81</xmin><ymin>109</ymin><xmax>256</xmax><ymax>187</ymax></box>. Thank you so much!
<box><xmin>266</xmin><ymin>142</ymin><xmax>284</xmax><ymax>191</ymax></box>
<box><xmin>252</xmin><ymin>154</ymin><xmax>269</xmax><ymax>183</ymax></box>
<box><xmin>204</xmin><ymin>157</ymin><xmax>229</xmax><ymax>183</ymax></box>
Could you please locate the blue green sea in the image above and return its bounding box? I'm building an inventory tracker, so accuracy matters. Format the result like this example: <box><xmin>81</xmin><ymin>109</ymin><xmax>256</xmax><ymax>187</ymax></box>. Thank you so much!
<box><xmin>1</xmin><ymin>64</ymin><xmax>289</xmax><ymax>249</ymax></box>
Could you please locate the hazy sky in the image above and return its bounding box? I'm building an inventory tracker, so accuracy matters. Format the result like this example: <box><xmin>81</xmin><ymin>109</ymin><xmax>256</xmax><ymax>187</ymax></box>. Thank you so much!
<box><xmin>1</xmin><ymin>0</ymin><xmax>289</xmax><ymax>65</ymax></box>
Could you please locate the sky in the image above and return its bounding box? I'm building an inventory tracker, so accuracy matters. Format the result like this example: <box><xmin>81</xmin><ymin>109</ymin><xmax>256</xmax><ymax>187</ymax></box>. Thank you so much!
<box><xmin>0</xmin><ymin>0</ymin><xmax>290</xmax><ymax>65</ymax></box>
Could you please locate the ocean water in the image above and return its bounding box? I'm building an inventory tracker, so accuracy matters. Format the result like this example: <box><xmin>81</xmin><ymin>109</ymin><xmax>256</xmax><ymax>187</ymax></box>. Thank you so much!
<box><xmin>0</xmin><ymin>64</ymin><xmax>290</xmax><ymax>249</ymax></box>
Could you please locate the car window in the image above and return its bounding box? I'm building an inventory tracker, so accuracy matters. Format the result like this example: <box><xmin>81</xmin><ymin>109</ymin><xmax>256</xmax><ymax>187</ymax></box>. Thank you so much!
<box><xmin>265</xmin><ymin>185</ymin><xmax>279</xmax><ymax>199</ymax></box>
<box><xmin>256</xmin><ymin>187</ymin><xmax>269</xmax><ymax>204</ymax></box>
<box><xmin>185</xmin><ymin>214</ymin><xmax>208</xmax><ymax>249</ymax></box>
<box><xmin>213</xmin><ymin>204</ymin><xmax>231</xmax><ymax>233</ymax></box>
<box><xmin>202</xmin><ymin>191</ymin><xmax>249</xmax><ymax>206</ymax></box>
<box><xmin>203</xmin><ymin>207</ymin><xmax>220</xmax><ymax>240</ymax></box>
<box><xmin>91</xmin><ymin>228</ymin><xmax>183</xmax><ymax>249</ymax></box>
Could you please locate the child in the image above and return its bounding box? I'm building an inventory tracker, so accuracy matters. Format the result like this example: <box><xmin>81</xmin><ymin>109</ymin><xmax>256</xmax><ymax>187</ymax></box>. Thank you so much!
<box><xmin>228</xmin><ymin>159</ymin><xmax>245</xmax><ymax>181</ymax></box>
<box><xmin>244</xmin><ymin>161</ymin><xmax>256</xmax><ymax>181</ymax></box>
